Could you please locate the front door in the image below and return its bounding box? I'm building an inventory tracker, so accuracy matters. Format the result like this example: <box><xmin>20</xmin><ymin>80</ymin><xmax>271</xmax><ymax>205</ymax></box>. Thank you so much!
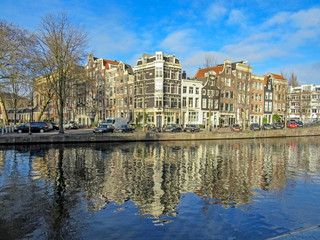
<box><xmin>156</xmin><ymin>115</ymin><xmax>162</xmax><ymax>128</ymax></box>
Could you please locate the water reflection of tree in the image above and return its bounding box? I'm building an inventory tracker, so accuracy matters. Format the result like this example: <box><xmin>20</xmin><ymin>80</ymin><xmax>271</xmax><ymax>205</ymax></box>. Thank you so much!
<box><xmin>2</xmin><ymin>137</ymin><xmax>320</xmax><ymax>238</ymax></box>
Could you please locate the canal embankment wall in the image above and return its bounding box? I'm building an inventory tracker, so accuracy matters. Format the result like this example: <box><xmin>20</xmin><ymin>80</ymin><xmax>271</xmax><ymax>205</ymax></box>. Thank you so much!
<box><xmin>1</xmin><ymin>126</ymin><xmax>319</xmax><ymax>145</ymax></box>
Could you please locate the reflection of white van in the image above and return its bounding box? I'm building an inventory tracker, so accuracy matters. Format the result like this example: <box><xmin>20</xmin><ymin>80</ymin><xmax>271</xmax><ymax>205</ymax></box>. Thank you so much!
<box><xmin>103</xmin><ymin>118</ymin><xmax>128</xmax><ymax>128</ymax></box>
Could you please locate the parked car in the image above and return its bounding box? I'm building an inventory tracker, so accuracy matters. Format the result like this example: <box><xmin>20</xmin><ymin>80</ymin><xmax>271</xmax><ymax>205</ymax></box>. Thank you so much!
<box><xmin>230</xmin><ymin>124</ymin><xmax>242</xmax><ymax>132</ymax></box>
<box><xmin>297</xmin><ymin>121</ymin><xmax>304</xmax><ymax>127</ymax></box>
<box><xmin>15</xmin><ymin>122</ymin><xmax>50</xmax><ymax>133</ymax></box>
<box><xmin>63</xmin><ymin>121</ymin><xmax>79</xmax><ymax>129</ymax></box>
<box><xmin>250</xmin><ymin>123</ymin><xmax>261</xmax><ymax>131</ymax></box>
<box><xmin>46</xmin><ymin>122</ymin><xmax>53</xmax><ymax>130</ymax></box>
<box><xmin>163</xmin><ymin>124</ymin><xmax>183</xmax><ymax>132</ymax></box>
<box><xmin>93</xmin><ymin>124</ymin><xmax>114</xmax><ymax>133</ymax></box>
<box><xmin>287</xmin><ymin>120</ymin><xmax>298</xmax><ymax>128</ymax></box>
<box><xmin>114</xmin><ymin>124</ymin><xmax>135</xmax><ymax>133</ymax></box>
<box><xmin>184</xmin><ymin>124</ymin><xmax>200</xmax><ymax>133</ymax></box>
<box><xmin>50</xmin><ymin>122</ymin><xmax>59</xmax><ymax>130</ymax></box>
<box><xmin>272</xmin><ymin>122</ymin><xmax>284</xmax><ymax>129</ymax></box>
<box><xmin>262</xmin><ymin>123</ymin><xmax>273</xmax><ymax>130</ymax></box>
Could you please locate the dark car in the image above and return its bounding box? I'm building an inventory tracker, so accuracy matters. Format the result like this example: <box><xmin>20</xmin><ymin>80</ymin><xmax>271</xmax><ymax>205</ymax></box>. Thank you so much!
<box><xmin>262</xmin><ymin>123</ymin><xmax>273</xmax><ymax>130</ymax></box>
<box><xmin>184</xmin><ymin>124</ymin><xmax>200</xmax><ymax>133</ymax></box>
<box><xmin>50</xmin><ymin>122</ymin><xmax>59</xmax><ymax>130</ymax></box>
<box><xmin>15</xmin><ymin>122</ymin><xmax>50</xmax><ymax>133</ymax></box>
<box><xmin>297</xmin><ymin>121</ymin><xmax>303</xmax><ymax>127</ymax></box>
<box><xmin>230</xmin><ymin>124</ymin><xmax>242</xmax><ymax>132</ymax></box>
<box><xmin>163</xmin><ymin>124</ymin><xmax>183</xmax><ymax>132</ymax></box>
<box><xmin>250</xmin><ymin>123</ymin><xmax>261</xmax><ymax>131</ymax></box>
<box><xmin>114</xmin><ymin>124</ymin><xmax>135</xmax><ymax>133</ymax></box>
<box><xmin>272</xmin><ymin>122</ymin><xmax>284</xmax><ymax>129</ymax></box>
<box><xmin>93</xmin><ymin>124</ymin><xmax>114</xmax><ymax>133</ymax></box>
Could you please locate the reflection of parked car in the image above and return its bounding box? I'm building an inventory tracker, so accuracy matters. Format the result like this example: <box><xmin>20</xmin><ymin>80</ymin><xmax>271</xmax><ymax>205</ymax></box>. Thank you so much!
<box><xmin>114</xmin><ymin>124</ymin><xmax>135</xmax><ymax>133</ymax></box>
<box><xmin>93</xmin><ymin>124</ymin><xmax>114</xmax><ymax>133</ymax></box>
<box><xmin>15</xmin><ymin>122</ymin><xmax>50</xmax><ymax>133</ymax></box>
<box><xmin>63</xmin><ymin>121</ymin><xmax>79</xmax><ymax>129</ymax></box>
<box><xmin>287</xmin><ymin>120</ymin><xmax>298</xmax><ymax>128</ymax></box>
<box><xmin>163</xmin><ymin>124</ymin><xmax>183</xmax><ymax>132</ymax></box>
<box><xmin>262</xmin><ymin>123</ymin><xmax>272</xmax><ymax>130</ymax></box>
<box><xmin>230</xmin><ymin>124</ymin><xmax>241</xmax><ymax>132</ymax></box>
<box><xmin>297</xmin><ymin>121</ymin><xmax>303</xmax><ymax>127</ymax></box>
<box><xmin>250</xmin><ymin>123</ymin><xmax>261</xmax><ymax>131</ymax></box>
<box><xmin>272</xmin><ymin>122</ymin><xmax>284</xmax><ymax>129</ymax></box>
<box><xmin>184</xmin><ymin>124</ymin><xmax>200</xmax><ymax>133</ymax></box>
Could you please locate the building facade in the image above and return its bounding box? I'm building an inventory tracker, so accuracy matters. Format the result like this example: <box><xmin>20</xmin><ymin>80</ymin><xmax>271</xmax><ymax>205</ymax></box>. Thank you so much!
<box><xmin>250</xmin><ymin>74</ymin><xmax>264</xmax><ymax>125</ymax></box>
<box><xmin>181</xmin><ymin>75</ymin><xmax>203</xmax><ymax>127</ymax></box>
<box><xmin>288</xmin><ymin>84</ymin><xmax>320</xmax><ymax>122</ymax></box>
<box><xmin>112</xmin><ymin>61</ymin><xmax>135</xmax><ymax>121</ymax></box>
<box><xmin>268</xmin><ymin>73</ymin><xmax>287</xmax><ymax>120</ymax></box>
<box><xmin>85</xmin><ymin>53</ymin><xmax>119</xmax><ymax>123</ymax></box>
<box><xmin>133</xmin><ymin>51</ymin><xmax>182</xmax><ymax>128</ymax></box>
<box><xmin>264</xmin><ymin>75</ymin><xmax>274</xmax><ymax>123</ymax></box>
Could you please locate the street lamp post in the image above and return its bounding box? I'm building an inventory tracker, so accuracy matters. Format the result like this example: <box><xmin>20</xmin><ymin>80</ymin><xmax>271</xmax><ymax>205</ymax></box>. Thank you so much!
<box><xmin>29</xmin><ymin>90</ymin><xmax>33</xmax><ymax>135</ymax></box>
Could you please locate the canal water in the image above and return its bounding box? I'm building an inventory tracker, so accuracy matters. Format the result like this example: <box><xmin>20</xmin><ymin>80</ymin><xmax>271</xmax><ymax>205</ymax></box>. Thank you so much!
<box><xmin>1</xmin><ymin>137</ymin><xmax>320</xmax><ymax>240</ymax></box>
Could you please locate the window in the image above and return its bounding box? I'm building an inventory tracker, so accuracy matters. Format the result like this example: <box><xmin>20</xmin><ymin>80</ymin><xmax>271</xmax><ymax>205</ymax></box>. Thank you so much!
<box><xmin>183</xmin><ymin>86</ymin><xmax>187</xmax><ymax>94</ymax></box>
<box><xmin>202</xmin><ymin>99</ymin><xmax>206</xmax><ymax>108</ymax></box>
<box><xmin>195</xmin><ymin>98</ymin><xmax>199</xmax><ymax>108</ymax></box>
<box><xmin>214</xmin><ymin>100</ymin><xmax>219</xmax><ymax>109</ymax></box>
<box><xmin>182</xmin><ymin>97</ymin><xmax>186</xmax><ymax>107</ymax></box>
<box><xmin>189</xmin><ymin>87</ymin><xmax>194</xmax><ymax>94</ymax></box>
<box><xmin>156</xmin><ymin>67</ymin><xmax>163</xmax><ymax>77</ymax></box>
<box><xmin>196</xmin><ymin>87</ymin><xmax>199</xmax><ymax>94</ymax></box>
<box><xmin>188</xmin><ymin>111</ymin><xmax>199</xmax><ymax>122</ymax></box>
<box><xmin>226</xmin><ymin>78</ymin><xmax>231</xmax><ymax>87</ymax></box>
<box><xmin>189</xmin><ymin>98</ymin><xmax>193</xmax><ymax>107</ymax></box>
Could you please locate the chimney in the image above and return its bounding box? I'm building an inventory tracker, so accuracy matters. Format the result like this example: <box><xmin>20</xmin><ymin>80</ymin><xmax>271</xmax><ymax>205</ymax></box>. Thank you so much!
<box><xmin>182</xmin><ymin>71</ymin><xmax>187</xmax><ymax>80</ymax></box>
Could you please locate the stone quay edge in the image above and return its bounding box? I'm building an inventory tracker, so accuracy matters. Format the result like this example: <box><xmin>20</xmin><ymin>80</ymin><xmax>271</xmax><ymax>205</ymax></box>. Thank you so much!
<box><xmin>0</xmin><ymin>126</ymin><xmax>319</xmax><ymax>145</ymax></box>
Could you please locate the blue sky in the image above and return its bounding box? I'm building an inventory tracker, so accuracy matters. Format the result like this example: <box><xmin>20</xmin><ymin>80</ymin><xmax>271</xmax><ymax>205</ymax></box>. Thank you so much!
<box><xmin>1</xmin><ymin>0</ymin><xmax>320</xmax><ymax>84</ymax></box>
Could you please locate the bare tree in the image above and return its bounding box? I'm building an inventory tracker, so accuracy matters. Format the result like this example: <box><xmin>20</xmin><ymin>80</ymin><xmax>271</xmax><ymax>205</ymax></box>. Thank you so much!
<box><xmin>288</xmin><ymin>72</ymin><xmax>299</xmax><ymax>87</ymax></box>
<box><xmin>35</xmin><ymin>12</ymin><xmax>88</xmax><ymax>133</ymax></box>
<box><xmin>203</xmin><ymin>54</ymin><xmax>217</xmax><ymax>69</ymax></box>
<box><xmin>0</xmin><ymin>20</ymin><xmax>35</xmax><ymax>125</ymax></box>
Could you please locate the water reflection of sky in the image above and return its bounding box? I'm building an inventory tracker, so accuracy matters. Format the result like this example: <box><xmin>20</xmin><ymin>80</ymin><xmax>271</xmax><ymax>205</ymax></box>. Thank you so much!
<box><xmin>0</xmin><ymin>137</ymin><xmax>320</xmax><ymax>239</ymax></box>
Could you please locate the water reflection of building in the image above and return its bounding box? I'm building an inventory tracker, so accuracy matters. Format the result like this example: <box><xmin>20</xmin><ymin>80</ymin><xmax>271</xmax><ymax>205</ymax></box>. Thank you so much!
<box><xmin>6</xmin><ymin>137</ymin><xmax>318</xmax><ymax>221</ymax></box>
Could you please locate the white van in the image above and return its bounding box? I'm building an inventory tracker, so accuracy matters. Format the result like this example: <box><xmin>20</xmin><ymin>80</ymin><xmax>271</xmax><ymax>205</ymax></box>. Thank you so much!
<box><xmin>103</xmin><ymin>118</ymin><xmax>128</xmax><ymax>128</ymax></box>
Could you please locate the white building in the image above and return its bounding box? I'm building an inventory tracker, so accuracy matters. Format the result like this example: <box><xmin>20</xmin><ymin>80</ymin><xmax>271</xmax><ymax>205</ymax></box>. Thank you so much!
<box><xmin>181</xmin><ymin>76</ymin><xmax>203</xmax><ymax>127</ymax></box>
<box><xmin>288</xmin><ymin>84</ymin><xmax>320</xmax><ymax>122</ymax></box>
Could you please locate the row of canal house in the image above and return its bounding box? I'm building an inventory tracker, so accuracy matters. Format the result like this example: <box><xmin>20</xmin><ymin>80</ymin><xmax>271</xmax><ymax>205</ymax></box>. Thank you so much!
<box><xmin>181</xmin><ymin>60</ymin><xmax>287</xmax><ymax>128</ymax></box>
<box><xmin>77</xmin><ymin>51</ymin><xmax>287</xmax><ymax>128</ymax></box>
<box><xmin>19</xmin><ymin>51</ymin><xmax>287</xmax><ymax>128</ymax></box>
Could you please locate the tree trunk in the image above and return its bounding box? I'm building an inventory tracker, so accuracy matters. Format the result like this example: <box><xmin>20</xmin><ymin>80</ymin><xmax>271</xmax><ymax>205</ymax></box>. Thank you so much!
<box><xmin>58</xmin><ymin>101</ymin><xmax>64</xmax><ymax>134</ymax></box>
<box><xmin>0</xmin><ymin>96</ymin><xmax>9</xmax><ymax>125</ymax></box>
<box><xmin>36</xmin><ymin>97</ymin><xmax>51</xmax><ymax>121</ymax></box>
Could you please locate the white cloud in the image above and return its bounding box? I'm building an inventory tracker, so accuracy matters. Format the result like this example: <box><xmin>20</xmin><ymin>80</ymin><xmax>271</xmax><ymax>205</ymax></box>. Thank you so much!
<box><xmin>159</xmin><ymin>29</ymin><xmax>196</xmax><ymax>54</ymax></box>
<box><xmin>205</xmin><ymin>3</ymin><xmax>227</xmax><ymax>22</ymax></box>
<box><xmin>227</xmin><ymin>9</ymin><xmax>247</xmax><ymax>26</ymax></box>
